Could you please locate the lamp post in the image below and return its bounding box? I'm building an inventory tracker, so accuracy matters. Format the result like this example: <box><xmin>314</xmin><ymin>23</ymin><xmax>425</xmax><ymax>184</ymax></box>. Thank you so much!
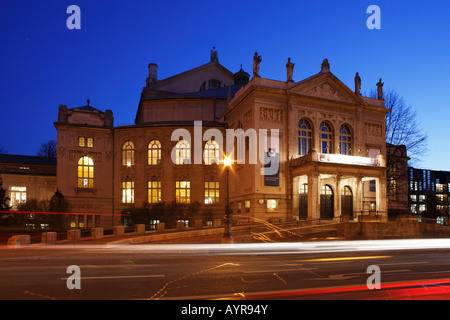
<box><xmin>223</xmin><ymin>156</ymin><xmax>232</xmax><ymax>240</ymax></box>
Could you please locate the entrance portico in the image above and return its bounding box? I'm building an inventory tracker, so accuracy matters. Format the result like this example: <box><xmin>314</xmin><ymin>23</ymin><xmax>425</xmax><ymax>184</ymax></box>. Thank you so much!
<box><xmin>290</xmin><ymin>149</ymin><xmax>387</xmax><ymax>221</ymax></box>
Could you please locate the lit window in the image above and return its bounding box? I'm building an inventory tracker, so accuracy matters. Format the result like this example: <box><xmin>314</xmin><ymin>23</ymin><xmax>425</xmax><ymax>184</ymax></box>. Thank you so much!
<box><xmin>410</xmin><ymin>195</ymin><xmax>417</xmax><ymax>202</ymax></box>
<box><xmin>176</xmin><ymin>181</ymin><xmax>190</xmax><ymax>203</ymax></box>
<box><xmin>148</xmin><ymin>140</ymin><xmax>161</xmax><ymax>165</ymax></box>
<box><xmin>267</xmin><ymin>199</ymin><xmax>278</xmax><ymax>210</ymax></box>
<box><xmin>10</xmin><ymin>186</ymin><xmax>26</xmax><ymax>208</ymax></box>
<box><xmin>78</xmin><ymin>137</ymin><xmax>85</xmax><ymax>147</ymax></box>
<box><xmin>419</xmin><ymin>195</ymin><xmax>426</xmax><ymax>202</ymax></box>
<box><xmin>204</xmin><ymin>140</ymin><xmax>220</xmax><ymax>165</ymax></box>
<box><xmin>122</xmin><ymin>181</ymin><xmax>134</xmax><ymax>203</ymax></box>
<box><xmin>87</xmin><ymin>138</ymin><xmax>94</xmax><ymax>148</ymax></box>
<box><xmin>204</xmin><ymin>181</ymin><xmax>219</xmax><ymax>204</ymax></box>
<box><xmin>77</xmin><ymin>156</ymin><xmax>94</xmax><ymax>188</ymax></box>
<box><xmin>419</xmin><ymin>204</ymin><xmax>426</xmax><ymax>213</ymax></box>
<box><xmin>298</xmin><ymin>119</ymin><xmax>312</xmax><ymax>156</ymax></box>
<box><xmin>410</xmin><ymin>204</ymin><xmax>418</xmax><ymax>214</ymax></box>
<box><xmin>319</xmin><ymin>122</ymin><xmax>333</xmax><ymax>154</ymax></box>
<box><xmin>244</xmin><ymin>200</ymin><xmax>251</xmax><ymax>212</ymax></box>
<box><xmin>122</xmin><ymin>141</ymin><xmax>134</xmax><ymax>166</ymax></box>
<box><xmin>339</xmin><ymin>124</ymin><xmax>352</xmax><ymax>155</ymax></box>
<box><xmin>175</xmin><ymin>140</ymin><xmax>191</xmax><ymax>165</ymax></box>
<box><xmin>148</xmin><ymin>181</ymin><xmax>161</xmax><ymax>203</ymax></box>
<box><xmin>389</xmin><ymin>178</ymin><xmax>397</xmax><ymax>200</ymax></box>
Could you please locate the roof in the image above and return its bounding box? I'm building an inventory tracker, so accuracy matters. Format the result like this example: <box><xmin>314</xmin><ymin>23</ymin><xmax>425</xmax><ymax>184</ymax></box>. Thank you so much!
<box><xmin>0</xmin><ymin>154</ymin><xmax>57</xmax><ymax>166</ymax></box>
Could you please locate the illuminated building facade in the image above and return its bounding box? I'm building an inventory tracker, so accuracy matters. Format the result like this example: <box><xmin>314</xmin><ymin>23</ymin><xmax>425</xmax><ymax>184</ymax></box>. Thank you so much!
<box><xmin>55</xmin><ymin>51</ymin><xmax>390</xmax><ymax>228</ymax></box>
<box><xmin>408</xmin><ymin>167</ymin><xmax>450</xmax><ymax>224</ymax></box>
<box><xmin>0</xmin><ymin>154</ymin><xmax>56</xmax><ymax>210</ymax></box>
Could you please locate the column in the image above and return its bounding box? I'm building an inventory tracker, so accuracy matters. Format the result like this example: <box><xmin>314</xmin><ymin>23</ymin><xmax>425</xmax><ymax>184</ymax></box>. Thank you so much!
<box><xmin>308</xmin><ymin>173</ymin><xmax>319</xmax><ymax>220</ymax></box>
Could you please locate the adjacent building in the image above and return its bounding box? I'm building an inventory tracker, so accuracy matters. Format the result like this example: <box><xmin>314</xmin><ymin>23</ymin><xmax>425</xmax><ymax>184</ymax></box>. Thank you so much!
<box><xmin>0</xmin><ymin>154</ymin><xmax>56</xmax><ymax>209</ymax></box>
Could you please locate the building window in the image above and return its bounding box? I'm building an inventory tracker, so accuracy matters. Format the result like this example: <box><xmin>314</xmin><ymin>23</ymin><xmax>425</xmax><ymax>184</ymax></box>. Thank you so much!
<box><xmin>148</xmin><ymin>140</ymin><xmax>162</xmax><ymax>165</ymax></box>
<box><xmin>244</xmin><ymin>200</ymin><xmax>251</xmax><ymax>212</ymax></box>
<box><xmin>122</xmin><ymin>141</ymin><xmax>134</xmax><ymax>166</ymax></box>
<box><xmin>122</xmin><ymin>181</ymin><xmax>134</xmax><ymax>203</ymax></box>
<box><xmin>78</xmin><ymin>137</ymin><xmax>85</xmax><ymax>147</ymax></box>
<box><xmin>298</xmin><ymin>119</ymin><xmax>312</xmax><ymax>156</ymax></box>
<box><xmin>77</xmin><ymin>156</ymin><xmax>94</xmax><ymax>188</ymax></box>
<box><xmin>204</xmin><ymin>181</ymin><xmax>219</xmax><ymax>204</ymax></box>
<box><xmin>339</xmin><ymin>124</ymin><xmax>352</xmax><ymax>155</ymax></box>
<box><xmin>319</xmin><ymin>122</ymin><xmax>333</xmax><ymax>154</ymax></box>
<box><xmin>204</xmin><ymin>140</ymin><xmax>220</xmax><ymax>165</ymax></box>
<box><xmin>175</xmin><ymin>140</ymin><xmax>191</xmax><ymax>165</ymax></box>
<box><xmin>389</xmin><ymin>178</ymin><xmax>397</xmax><ymax>200</ymax></box>
<box><xmin>79</xmin><ymin>137</ymin><xmax>93</xmax><ymax>147</ymax></box>
<box><xmin>419</xmin><ymin>204</ymin><xmax>426</xmax><ymax>213</ymax></box>
<box><xmin>148</xmin><ymin>181</ymin><xmax>161</xmax><ymax>204</ymax></box>
<box><xmin>10</xmin><ymin>186</ymin><xmax>26</xmax><ymax>208</ymax></box>
<box><xmin>176</xmin><ymin>181</ymin><xmax>190</xmax><ymax>203</ymax></box>
<box><xmin>208</xmin><ymin>79</ymin><xmax>221</xmax><ymax>90</ymax></box>
<box><xmin>410</xmin><ymin>195</ymin><xmax>417</xmax><ymax>202</ymax></box>
<box><xmin>267</xmin><ymin>199</ymin><xmax>278</xmax><ymax>210</ymax></box>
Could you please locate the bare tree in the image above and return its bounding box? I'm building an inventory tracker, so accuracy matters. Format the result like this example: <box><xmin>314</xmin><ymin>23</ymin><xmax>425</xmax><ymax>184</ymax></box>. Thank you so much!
<box><xmin>371</xmin><ymin>88</ymin><xmax>428</xmax><ymax>165</ymax></box>
<box><xmin>37</xmin><ymin>140</ymin><xmax>57</xmax><ymax>158</ymax></box>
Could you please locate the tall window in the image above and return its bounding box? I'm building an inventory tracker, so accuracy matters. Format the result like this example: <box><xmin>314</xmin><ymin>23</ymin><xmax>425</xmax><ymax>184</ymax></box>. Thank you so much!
<box><xmin>122</xmin><ymin>141</ymin><xmax>134</xmax><ymax>166</ymax></box>
<box><xmin>148</xmin><ymin>140</ymin><xmax>161</xmax><ymax>165</ymax></box>
<box><xmin>204</xmin><ymin>181</ymin><xmax>219</xmax><ymax>204</ymax></box>
<box><xmin>319</xmin><ymin>122</ymin><xmax>333</xmax><ymax>154</ymax></box>
<box><xmin>298</xmin><ymin>119</ymin><xmax>312</xmax><ymax>156</ymax></box>
<box><xmin>175</xmin><ymin>181</ymin><xmax>190</xmax><ymax>203</ymax></box>
<box><xmin>204</xmin><ymin>140</ymin><xmax>220</xmax><ymax>165</ymax></box>
<box><xmin>10</xmin><ymin>186</ymin><xmax>26</xmax><ymax>208</ymax></box>
<box><xmin>122</xmin><ymin>181</ymin><xmax>134</xmax><ymax>203</ymax></box>
<box><xmin>148</xmin><ymin>181</ymin><xmax>161</xmax><ymax>203</ymax></box>
<box><xmin>339</xmin><ymin>124</ymin><xmax>352</xmax><ymax>155</ymax></box>
<box><xmin>175</xmin><ymin>140</ymin><xmax>190</xmax><ymax>165</ymax></box>
<box><xmin>389</xmin><ymin>178</ymin><xmax>398</xmax><ymax>201</ymax></box>
<box><xmin>78</xmin><ymin>156</ymin><xmax>94</xmax><ymax>188</ymax></box>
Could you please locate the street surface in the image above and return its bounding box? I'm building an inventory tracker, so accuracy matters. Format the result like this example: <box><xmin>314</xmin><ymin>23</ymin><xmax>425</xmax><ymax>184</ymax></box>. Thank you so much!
<box><xmin>1</xmin><ymin>239</ymin><xmax>450</xmax><ymax>303</ymax></box>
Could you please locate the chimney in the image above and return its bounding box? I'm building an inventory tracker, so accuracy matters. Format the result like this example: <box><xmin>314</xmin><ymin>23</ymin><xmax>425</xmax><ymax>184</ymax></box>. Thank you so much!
<box><xmin>146</xmin><ymin>63</ymin><xmax>158</xmax><ymax>86</ymax></box>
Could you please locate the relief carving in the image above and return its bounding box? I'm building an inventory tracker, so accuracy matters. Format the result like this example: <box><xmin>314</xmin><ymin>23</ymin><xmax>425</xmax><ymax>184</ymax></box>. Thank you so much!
<box><xmin>260</xmin><ymin>107</ymin><xmax>283</xmax><ymax>124</ymax></box>
<box><xmin>365</xmin><ymin>123</ymin><xmax>382</xmax><ymax>137</ymax></box>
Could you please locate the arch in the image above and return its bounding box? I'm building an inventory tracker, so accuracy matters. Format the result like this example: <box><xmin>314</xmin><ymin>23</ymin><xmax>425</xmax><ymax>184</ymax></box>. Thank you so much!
<box><xmin>319</xmin><ymin>121</ymin><xmax>333</xmax><ymax>154</ymax></box>
<box><xmin>341</xmin><ymin>186</ymin><xmax>353</xmax><ymax>219</ymax></box>
<box><xmin>339</xmin><ymin>124</ymin><xmax>352</xmax><ymax>155</ymax></box>
<box><xmin>148</xmin><ymin>140</ymin><xmax>162</xmax><ymax>165</ymax></box>
<box><xmin>320</xmin><ymin>184</ymin><xmax>334</xmax><ymax>220</ymax></box>
<box><xmin>77</xmin><ymin>156</ymin><xmax>94</xmax><ymax>188</ymax></box>
<box><xmin>175</xmin><ymin>139</ymin><xmax>191</xmax><ymax>165</ymax></box>
<box><xmin>298</xmin><ymin>118</ymin><xmax>313</xmax><ymax>156</ymax></box>
<box><xmin>204</xmin><ymin>140</ymin><xmax>220</xmax><ymax>165</ymax></box>
<box><xmin>122</xmin><ymin>141</ymin><xmax>134</xmax><ymax>166</ymax></box>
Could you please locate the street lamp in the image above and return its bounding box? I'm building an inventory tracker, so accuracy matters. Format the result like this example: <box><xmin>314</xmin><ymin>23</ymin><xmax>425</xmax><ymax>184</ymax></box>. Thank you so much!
<box><xmin>223</xmin><ymin>156</ymin><xmax>232</xmax><ymax>240</ymax></box>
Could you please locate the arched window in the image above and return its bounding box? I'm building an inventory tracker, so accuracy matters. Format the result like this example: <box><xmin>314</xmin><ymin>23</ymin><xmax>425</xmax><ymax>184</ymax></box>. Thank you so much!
<box><xmin>122</xmin><ymin>141</ymin><xmax>134</xmax><ymax>166</ymax></box>
<box><xmin>175</xmin><ymin>140</ymin><xmax>190</xmax><ymax>165</ymax></box>
<box><xmin>298</xmin><ymin>119</ymin><xmax>312</xmax><ymax>156</ymax></box>
<box><xmin>339</xmin><ymin>124</ymin><xmax>352</xmax><ymax>155</ymax></box>
<box><xmin>319</xmin><ymin>122</ymin><xmax>333</xmax><ymax>154</ymax></box>
<box><xmin>204</xmin><ymin>140</ymin><xmax>220</xmax><ymax>165</ymax></box>
<box><xmin>78</xmin><ymin>156</ymin><xmax>94</xmax><ymax>188</ymax></box>
<box><xmin>148</xmin><ymin>140</ymin><xmax>161</xmax><ymax>165</ymax></box>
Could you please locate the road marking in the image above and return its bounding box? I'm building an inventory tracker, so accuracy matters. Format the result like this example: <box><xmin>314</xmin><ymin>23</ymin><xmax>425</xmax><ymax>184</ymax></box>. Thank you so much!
<box><xmin>244</xmin><ymin>267</ymin><xmax>318</xmax><ymax>274</ymax></box>
<box><xmin>311</xmin><ymin>269</ymin><xmax>411</xmax><ymax>281</ymax></box>
<box><xmin>298</xmin><ymin>256</ymin><xmax>392</xmax><ymax>262</ymax></box>
<box><xmin>61</xmin><ymin>274</ymin><xmax>165</xmax><ymax>280</ymax></box>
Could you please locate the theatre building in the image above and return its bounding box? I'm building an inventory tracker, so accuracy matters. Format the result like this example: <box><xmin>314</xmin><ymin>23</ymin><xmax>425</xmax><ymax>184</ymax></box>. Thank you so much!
<box><xmin>55</xmin><ymin>50</ymin><xmax>389</xmax><ymax>228</ymax></box>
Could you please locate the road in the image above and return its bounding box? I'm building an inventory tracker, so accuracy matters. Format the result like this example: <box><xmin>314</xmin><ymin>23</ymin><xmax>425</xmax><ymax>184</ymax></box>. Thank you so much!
<box><xmin>1</xmin><ymin>239</ymin><xmax>450</xmax><ymax>304</ymax></box>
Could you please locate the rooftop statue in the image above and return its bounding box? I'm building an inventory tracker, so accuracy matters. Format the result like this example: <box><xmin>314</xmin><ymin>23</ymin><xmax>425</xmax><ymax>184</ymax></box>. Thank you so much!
<box><xmin>354</xmin><ymin>72</ymin><xmax>361</xmax><ymax>95</ymax></box>
<box><xmin>286</xmin><ymin>57</ymin><xmax>295</xmax><ymax>82</ymax></box>
<box><xmin>253</xmin><ymin>52</ymin><xmax>262</xmax><ymax>78</ymax></box>
<box><xmin>377</xmin><ymin>78</ymin><xmax>384</xmax><ymax>100</ymax></box>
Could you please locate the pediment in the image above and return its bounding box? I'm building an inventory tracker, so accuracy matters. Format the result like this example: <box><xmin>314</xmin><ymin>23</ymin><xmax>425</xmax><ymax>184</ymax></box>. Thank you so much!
<box><xmin>288</xmin><ymin>72</ymin><xmax>368</xmax><ymax>106</ymax></box>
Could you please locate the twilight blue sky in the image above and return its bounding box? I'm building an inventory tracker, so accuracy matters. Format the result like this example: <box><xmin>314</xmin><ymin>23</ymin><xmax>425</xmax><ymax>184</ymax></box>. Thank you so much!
<box><xmin>0</xmin><ymin>0</ymin><xmax>449</xmax><ymax>170</ymax></box>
